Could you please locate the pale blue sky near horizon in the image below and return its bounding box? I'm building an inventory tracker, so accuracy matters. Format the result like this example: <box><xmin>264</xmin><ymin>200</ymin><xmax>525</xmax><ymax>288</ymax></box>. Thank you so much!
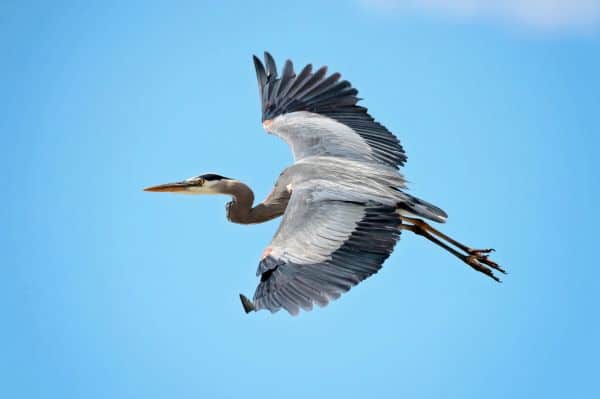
<box><xmin>2</xmin><ymin>1</ymin><xmax>599</xmax><ymax>398</ymax></box>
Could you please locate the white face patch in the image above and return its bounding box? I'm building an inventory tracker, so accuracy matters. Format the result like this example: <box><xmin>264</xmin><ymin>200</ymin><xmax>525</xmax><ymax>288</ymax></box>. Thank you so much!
<box><xmin>185</xmin><ymin>180</ymin><xmax>221</xmax><ymax>194</ymax></box>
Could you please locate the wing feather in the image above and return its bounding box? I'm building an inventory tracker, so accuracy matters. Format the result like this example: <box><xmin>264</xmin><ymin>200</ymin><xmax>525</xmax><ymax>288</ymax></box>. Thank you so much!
<box><xmin>253</xmin><ymin>52</ymin><xmax>406</xmax><ymax>168</ymax></box>
<box><xmin>264</xmin><ymin>51</ymin><xmax>277</xmax><ymax>78</ymax></box>
<box><xmin>277</xmin><ymin>60</ymin><xmax>296</xmax><ymax>97</ymax></box>
<box><xmin>248</xmin><ymin>187</ymin><xmax>402</xmax><ymax>315</ymax></box>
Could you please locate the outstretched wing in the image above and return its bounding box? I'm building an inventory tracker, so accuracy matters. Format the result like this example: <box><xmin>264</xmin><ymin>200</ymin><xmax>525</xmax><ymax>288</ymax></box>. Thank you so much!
<box><xmin>243</xmin><ymin>187</ymin><xmax>402</xmax><ymax>315</ymax></box>
<box><xmin>253</xmin><ymin>52</ymin><xmax>407</xmax><ymax>169</ymax></box>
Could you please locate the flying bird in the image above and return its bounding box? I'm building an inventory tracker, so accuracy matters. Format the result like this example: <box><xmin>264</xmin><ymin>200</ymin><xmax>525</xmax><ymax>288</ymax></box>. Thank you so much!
<box><xmin>144</xmin><ymin>52</ymin><xmax>505</xmax><ymax>315</ymax></box>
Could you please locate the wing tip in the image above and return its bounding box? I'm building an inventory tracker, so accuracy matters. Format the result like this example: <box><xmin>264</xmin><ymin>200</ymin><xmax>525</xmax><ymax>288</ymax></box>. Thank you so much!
<box><xmin>252</xmin><ymin>54</ymin><xmax>263</xmax><ymax>68</ymax></box>
<box><xmin>263</xmin><ymin>51</ymin><xmax>277</xmax><ymax>77</ymax></box>
<box><xmin>239</xmin><ymin>293</ymin><xmax>256</xmax><ymax>314</ymax></box>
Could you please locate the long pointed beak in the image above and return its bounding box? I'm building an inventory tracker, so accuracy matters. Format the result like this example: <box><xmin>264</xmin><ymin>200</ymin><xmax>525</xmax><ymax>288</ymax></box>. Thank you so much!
<box><xmin>143</xmin><ymin>181</ymin><xmax>191</xmax><ymax>193</ymax></box>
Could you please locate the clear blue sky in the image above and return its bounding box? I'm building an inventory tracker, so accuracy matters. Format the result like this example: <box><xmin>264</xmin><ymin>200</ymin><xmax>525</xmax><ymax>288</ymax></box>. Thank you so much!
<box><xmin>2</xmin><ymin>1</ymin><xmax>599</xmax><ymax>398</ymax></box>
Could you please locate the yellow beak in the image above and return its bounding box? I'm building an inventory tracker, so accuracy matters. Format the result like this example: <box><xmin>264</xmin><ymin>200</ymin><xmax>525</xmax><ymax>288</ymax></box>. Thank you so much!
<box><xmin>143</xmin><ymin>181</ymin><xmax>190</xmax><ymax>193</ymax></box>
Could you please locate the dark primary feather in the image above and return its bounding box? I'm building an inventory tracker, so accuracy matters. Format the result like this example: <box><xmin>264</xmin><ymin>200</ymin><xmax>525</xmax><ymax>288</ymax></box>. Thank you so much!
<box><xmin>253</xmin><ymin>51</ymin><xmax>407</xmax><ymax>169</ymax></box>
<box><xmin>253</xmin><ymin>56</ymin><xmax>267</xmax><ymax>99</ymax></box>
<box><xmin>264</xmin><ymin>51</ymin><xmax>277</xmax><ymax>78</ymax></box>
<box><xmin>251</xmin><ymin>204</ymin><xmax>402</xmax><ymax>315</ymax></box>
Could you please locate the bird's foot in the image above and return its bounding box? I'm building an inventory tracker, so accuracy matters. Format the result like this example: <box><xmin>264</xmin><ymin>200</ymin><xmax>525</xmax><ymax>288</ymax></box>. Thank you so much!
<box><xmin>464</xmin><ymin>248</ymin><xmax>506</xmax><ymax>282</ymax></box>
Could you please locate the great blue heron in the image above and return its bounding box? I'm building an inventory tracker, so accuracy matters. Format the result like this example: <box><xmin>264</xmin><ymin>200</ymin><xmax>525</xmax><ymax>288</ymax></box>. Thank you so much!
<box><xmin>145</xmin><ymin>52</ymin><xmax>504</xmax><ymax>315</ymax></box>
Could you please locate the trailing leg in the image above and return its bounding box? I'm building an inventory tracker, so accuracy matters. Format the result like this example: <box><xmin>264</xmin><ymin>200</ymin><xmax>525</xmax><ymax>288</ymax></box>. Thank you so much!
<box><xmin>401</xmin><ymin>218</ymin><xmax>505</xmax><ymax>282</ymax></box>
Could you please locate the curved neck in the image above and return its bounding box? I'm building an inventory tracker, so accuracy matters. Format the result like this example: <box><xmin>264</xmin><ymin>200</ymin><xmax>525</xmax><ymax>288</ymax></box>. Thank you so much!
<box><xmin>221</xmin><ymin>180</ymin><xmax>285</xmax><ymax>225</ymax></box>
<box><xmin>222</xmin><ymin>180</ymin><xmax>255</xmax><ymax>224</ymax></box>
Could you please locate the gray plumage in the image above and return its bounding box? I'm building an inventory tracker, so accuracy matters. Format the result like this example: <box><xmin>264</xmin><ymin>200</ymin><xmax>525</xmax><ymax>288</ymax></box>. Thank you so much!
<box><xmin>254</xmin><ymin>51</ymin><xmax>406</xmax><ymax>168</ymax></box>
<box><xmin>245</xmin><ymin>53</ymin><xmax>447</xmax><ymax>314</ymax></box>
<box><xmin>145</xmin><ymin>52</ymin><xmax>504</xmax><ymax>317</ymax></box>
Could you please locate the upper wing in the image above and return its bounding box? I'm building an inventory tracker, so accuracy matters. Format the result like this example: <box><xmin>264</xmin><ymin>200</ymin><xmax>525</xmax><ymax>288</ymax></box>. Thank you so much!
<box><xmin>245</xmin><ymin>187</ymin><xmax>402</xmax><ymax>315</ymax></box>
<box><xmin>253</xmin><ymin>52</ymin><xmax>407</xmax><ymax>169</ymax></box>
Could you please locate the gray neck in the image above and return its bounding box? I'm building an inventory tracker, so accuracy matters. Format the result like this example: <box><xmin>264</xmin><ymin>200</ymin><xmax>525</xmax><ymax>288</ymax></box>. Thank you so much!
<box><xmin>222</xmin><ymin>180</ymin><xmax>284</xmax><ymax>225</ymax></box>
<box><xmin>222</xmin><ymin>180</ymin><xmax>255</xmax><ymax>224</ymax></box>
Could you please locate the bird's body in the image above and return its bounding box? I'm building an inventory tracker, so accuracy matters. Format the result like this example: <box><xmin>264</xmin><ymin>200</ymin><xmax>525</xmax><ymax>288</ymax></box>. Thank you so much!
<box><xmin>145</xmin><ymin>52</ymin><xmax>504</xmax><ymax>315</ymax></box>
<box><xmin>281</xmin><ymin>156</ymin><xmax>406</xmax><ymax>205</ymax></box>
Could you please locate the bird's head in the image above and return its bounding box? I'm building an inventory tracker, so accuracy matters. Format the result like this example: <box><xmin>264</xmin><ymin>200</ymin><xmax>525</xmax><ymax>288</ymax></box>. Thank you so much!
<box><xmin>144</xmin><ymin>173</ymin><xmax>233</xmax><ymax>195</ymax></box>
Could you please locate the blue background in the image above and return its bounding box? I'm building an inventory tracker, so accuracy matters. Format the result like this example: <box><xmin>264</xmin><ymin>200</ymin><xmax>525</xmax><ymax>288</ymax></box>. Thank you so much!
<box><xmin>2</xmin><ymin>1</ymin><xmax>599</xmax><ymax>398</ymax></box>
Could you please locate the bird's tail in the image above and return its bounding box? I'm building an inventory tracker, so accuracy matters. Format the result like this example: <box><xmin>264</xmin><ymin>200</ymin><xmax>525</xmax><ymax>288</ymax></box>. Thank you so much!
<box><xmin>397</xmin><ymin>193</ymin><xmax>448</xmax><ymax>223</ymax></box>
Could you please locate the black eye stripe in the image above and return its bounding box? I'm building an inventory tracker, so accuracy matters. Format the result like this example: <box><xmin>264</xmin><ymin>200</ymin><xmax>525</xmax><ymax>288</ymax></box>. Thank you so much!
<box><xmin>200</xmin><ymin>174</ymin><xmax>231</xmax><ymax>181</ymax></box>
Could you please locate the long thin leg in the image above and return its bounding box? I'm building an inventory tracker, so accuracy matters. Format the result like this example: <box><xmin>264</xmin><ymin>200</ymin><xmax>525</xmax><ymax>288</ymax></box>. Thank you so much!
<box><xmin>400</xmin><ymin>216</ymin><xmax>505</xmax><ymax>274</ymax></box>
<box><xmin>401</xmin><ymin>216</ymin><xmax>486</xmax><ymax>253</ymax></box>
<box><xmin>401</xmin><ymin>222</ymin><xmax>505</xmax><ymax>282</ymax></box>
